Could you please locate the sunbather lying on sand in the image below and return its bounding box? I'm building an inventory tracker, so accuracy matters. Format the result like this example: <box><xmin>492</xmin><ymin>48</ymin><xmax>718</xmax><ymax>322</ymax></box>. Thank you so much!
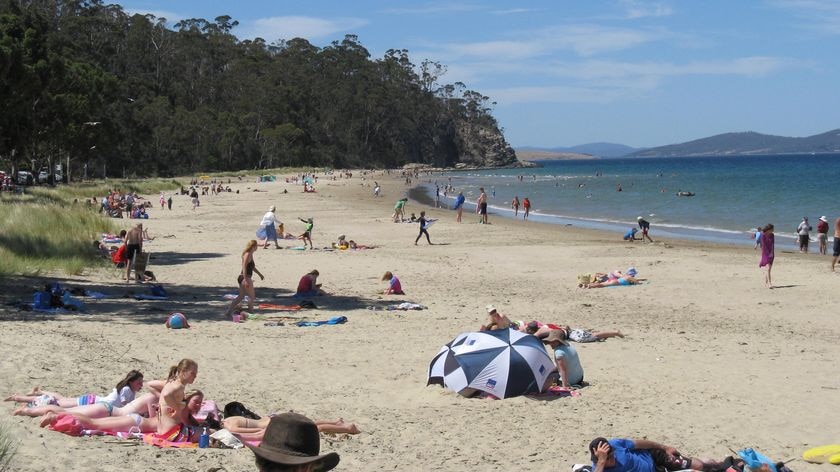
<box><xmin>6</xmin><ymin>370</ymin><xmax>149</xmax><ymax>410</ymax></box>
<box><xmin>13</xmin><ymin>391</ymin><xmax>159</xmax><ymax>419</ymax></box>
<box><xmin>38</xmin><ymin>390</ymin><xmax>205</xmax><ymax>433</ymax></box>
<box><xmin>223</xmin><ymin>416</ymin><xmax>360</xmax><ymax>440</ymax></box>
<box><xmin>523</xmin><ymin>321</ymin><xmax>624</xmax><ymax>342</ymax></box>
<box><xmin>583</xmin><ymin>275</ymin><xmax>644</xmax><ymax>288</ymax></box>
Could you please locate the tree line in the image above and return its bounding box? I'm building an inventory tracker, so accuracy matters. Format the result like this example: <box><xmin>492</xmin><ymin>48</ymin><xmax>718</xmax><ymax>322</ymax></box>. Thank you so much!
<box><xmin>0</xmin><ymin>0</ymin><xmax>516</xmax><ymax>178</ymax></box>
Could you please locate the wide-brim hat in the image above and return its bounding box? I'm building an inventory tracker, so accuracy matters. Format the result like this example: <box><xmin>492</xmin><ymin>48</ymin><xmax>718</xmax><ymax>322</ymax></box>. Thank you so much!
<box><xmin>485</xmin><ymin>304</ymin><xmax>497</xmax><ymax>313</ymax></box>
<box><xmin>820</xmin><ymin>216</ymin><xmax>827</xmax><ymax>222</ymax></box>
<box><xmin>246</xmin><ymin>413</ymin><xmax>339</xmax><ymax>471</ymax></box>
<box><xmin>544</xmin><ymin>329</ymin><xmax>566</xmax><ymax>344</ymax></box>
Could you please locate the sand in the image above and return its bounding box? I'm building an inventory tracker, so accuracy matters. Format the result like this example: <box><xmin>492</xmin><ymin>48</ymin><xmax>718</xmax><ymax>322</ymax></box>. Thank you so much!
<box><xmin>1</xmin><ymin>172</ymin><xmax>837</xmax><ymax>471</ymax></box>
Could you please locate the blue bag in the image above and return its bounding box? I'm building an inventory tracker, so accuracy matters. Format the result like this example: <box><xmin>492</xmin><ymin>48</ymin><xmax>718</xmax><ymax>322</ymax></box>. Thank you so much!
<box><xmin>738</xmin><ymin>448</ymin><xmax>778</xmax><ymax>472</ymax></box>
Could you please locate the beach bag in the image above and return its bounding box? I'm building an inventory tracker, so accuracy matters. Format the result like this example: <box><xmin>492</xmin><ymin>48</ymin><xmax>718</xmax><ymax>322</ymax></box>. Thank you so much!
<box><xmin>33</xmin><ymin>291</ymin><xmax>51</xmax><ymax>309</ymax></box>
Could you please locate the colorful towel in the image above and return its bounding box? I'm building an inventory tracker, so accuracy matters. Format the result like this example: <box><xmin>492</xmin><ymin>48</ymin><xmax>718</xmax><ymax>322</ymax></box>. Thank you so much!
<box><xmin>527</xmin><ymin>386</ymin><xmax>582</xmax><ymax>398</ymax></box>
<box><xmin>386</xmin><ymin>302</ymin><xmax>426</xmax><ymax>311</ymax></box>
<box><xmin>296</xmin><ymin>316</ymin><xmax>347</xmax><ymax>327</ymax></box>
<box><xmin>143</xmin><ymin>425</ymin><xmax>198</xmax><ymax>449</ymax></box>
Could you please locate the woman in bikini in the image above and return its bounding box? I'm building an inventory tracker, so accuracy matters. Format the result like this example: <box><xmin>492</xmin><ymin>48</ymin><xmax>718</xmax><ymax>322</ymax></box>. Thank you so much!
<box><xmin>225</xmin><ymin>240</ymin><xmax>264</xmax><ymax>317</ymax></box>
<box><xmin>155</xmin><ymin>359</ymin><xmax>201</xmax><ymax>443</ymax></box>
<box><xmin>12</xmin><ymin>390</ymin><xmax>160</xmax><ymax>418</ymax></box>
<box><xmin>223</xmin><ymin>415</ymin><xmax>360</xmax><ymax>441</ymax></box>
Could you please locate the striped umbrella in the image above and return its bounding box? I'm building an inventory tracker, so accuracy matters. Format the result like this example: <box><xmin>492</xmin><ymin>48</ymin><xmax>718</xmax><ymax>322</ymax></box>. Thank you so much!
<box><xmin>429</xmin><ymin>329</ymin><xmax>556</xmax><ymax>399</ymax></box>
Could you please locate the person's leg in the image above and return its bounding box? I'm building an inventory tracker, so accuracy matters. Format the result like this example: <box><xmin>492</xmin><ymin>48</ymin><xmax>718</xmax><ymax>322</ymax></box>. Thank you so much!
<box><xmin>415</xmin><ymin>231</ymin><xmax>422</xmax><ymax>245</ymax></box>
<box><xmin>12</xmin><ymin>404</ymin><xmax>64</xmax><ymax>417</ymax></box>
<box><xmin>245</xmin><ymin>281</ymin><xmax>256</xmax><ymax>312</ymax></box>
<box><xmin>593</xmin><ymin>331</ymin><xmax>624</xmax><ymax>340</ymax></box>
<box><xmin>315</xmin><ymin>419</ymin><xmax>360</xmax><ymax>434</ymax></box>
<box><xmin>423</xmin><ymin>229</ymin><xmax>431</xmax><ymax>244</ymax></box>
<box><xmin>225</xmin><ymin>284</ymin><xmax>246</xmax><ymax>317</ymax></box>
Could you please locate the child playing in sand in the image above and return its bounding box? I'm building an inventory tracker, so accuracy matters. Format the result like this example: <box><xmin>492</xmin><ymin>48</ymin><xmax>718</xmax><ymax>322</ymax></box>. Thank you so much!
<box><xmin>381</xmin><ymin>271</ymin><xmax>405</xmax><ymax>295</ymax></box>
<box><xmin>298</xmin><ymin>217</ymin><xmax>314</xmax><ymax>249</ymax></box>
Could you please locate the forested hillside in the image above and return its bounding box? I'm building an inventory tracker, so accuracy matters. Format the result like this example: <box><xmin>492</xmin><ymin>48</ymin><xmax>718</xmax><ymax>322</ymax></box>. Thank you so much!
<box><xmin>0</xmin><ymin>0</ymin><xmax>516</xmax><ymax>177</ymax></box>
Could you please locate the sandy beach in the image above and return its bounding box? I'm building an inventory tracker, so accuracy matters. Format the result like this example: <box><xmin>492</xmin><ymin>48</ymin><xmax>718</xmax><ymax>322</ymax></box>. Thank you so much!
<box><xmin>1</xmin><ymin>172</ymin><xmax>837</xmax><ymax>471</ymax></box>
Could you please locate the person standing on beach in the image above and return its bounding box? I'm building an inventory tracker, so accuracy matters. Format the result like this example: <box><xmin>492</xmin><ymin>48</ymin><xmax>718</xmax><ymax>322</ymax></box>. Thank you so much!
<box><xmin>298</xmin><ymin>217</ymin><xmax>314</xmax><ymax>249</ymax></box>
<box><xmin>832</xmin><ymin>218</ymin><xmax>840</xmax><ymax>271</ymax></box>
<box><xmin>638</xmin><ymin>217</ymin><xmax>654</xmax><ymax>243</ymax></box>
<box><xmin>453</xmin><ymin>192</ymin><xmax>465</xmax><ymax>223</ymax></box>
<box><xmin>415</xmin><ymin>211</ymin><xmax>432</xmax><ymax>245</ymax></box>
<box><xmin>523</xmin><ymin>197</ymin><xmax>531</xmax><ymax>220</ymax></box>
<box><xmin>392</xmin><ymin>198</ymin><xmax>407</xmax><ymax>222</ymax></box>
<box><xmin>259</xmin><ymin>206</ymin><xmax>282</xmax><ymax>249</ymax></box>
<box><xmin>797</xmin><ymin>216</ymin><xmax>812</xmax><ymax>253</ymax></box>
<box><xmin>817</xmin><ymin>216</ymin><xmax>829</xmax><ymax>255</ymax></box>
<box><xmin>124</xmin><ymin>223</ymin><xmax>143</xmax><ymax>283</ymax></box>
<box><xmin>477</xmin><ymin>187</ymin><xmax>488</xmax><ymax>224</ymax></box>
<box><xmin>167</xmin><ymin>195</ymin><xmax>172</xmax><ymax>210</ymax></box>
<box><xmin>759</xmin><ymin>224</ymin><xmax>775</xmax><ymax>288</ymax></box>
<box><xmin>512</xmin><ymin>196</ymin><xmax>520</xmax><ymax>217</ymax></box>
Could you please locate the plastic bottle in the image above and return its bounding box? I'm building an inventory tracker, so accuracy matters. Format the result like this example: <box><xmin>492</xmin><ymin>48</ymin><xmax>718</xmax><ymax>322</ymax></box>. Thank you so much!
<box><xmin>199</xmin><ymin>427</ymin><xmax>209</xmax><ymax>448</ymax></box>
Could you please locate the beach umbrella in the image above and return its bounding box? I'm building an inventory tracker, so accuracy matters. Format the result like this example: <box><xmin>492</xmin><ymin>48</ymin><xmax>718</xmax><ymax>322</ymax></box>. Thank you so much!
<box><xmin>453</xmin><ymin>329</ymin><xmax>556</xmax><ymax>399</ymax></box>
<box><xmin>427</xmin><ymin>332</ymin><xmax>469</xmax><ymax>392</ymax></box>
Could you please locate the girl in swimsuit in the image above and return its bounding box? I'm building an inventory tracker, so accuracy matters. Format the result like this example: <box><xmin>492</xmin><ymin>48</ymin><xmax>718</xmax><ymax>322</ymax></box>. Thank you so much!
<box><xmin>584</xmin><ymin>276</ymin><xmax>642</xmax><ymax>288</ymax></box>
<box><xmin>12</xmin><ymin>391</ymin><xmax>159</xmax><ymax>418</ymax></box>
<box><xmin>156</xmin><ymin>359</ymin><xmax>199</xmax><ymax>441</ymax></box>
<box><xmin>225</xmin><ymin>240</ymin><xmax>264</xmax><ymax>317</ymax></box>
<box><xmin>223</xmin><ymin>415</ymin><xmax>360</xmax><ymax>441</ymax></box>
<box><xmin>6</xmin><ymin>370</ymin><xmax>145</xmax><ymax>409</ymax></box>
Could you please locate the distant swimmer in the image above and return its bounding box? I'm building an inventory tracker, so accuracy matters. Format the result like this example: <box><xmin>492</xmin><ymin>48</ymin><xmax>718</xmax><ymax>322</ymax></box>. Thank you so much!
<box><xmin>616</xmin><ymin>184</ymin><xmax>622</xmax><ymax>192</ymax></box>
<box><xmin>676</xmin><ymin>190</ymin><xmax>695</xmax><ymax>197</ymax></box>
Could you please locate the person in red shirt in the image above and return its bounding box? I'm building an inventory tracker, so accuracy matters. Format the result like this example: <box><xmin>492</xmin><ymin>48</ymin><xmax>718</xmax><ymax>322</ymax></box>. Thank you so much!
<box><xmin>112</xmin><ymin>244</ymin><xmax>128</xmax><ymax>268</ymax></box>
<box><xmin>817</xmin><ymin>216</ymin><xmax>829</xmax><ymax>255</ymax></box>
<box><xmin>296</xmin><ymin>270</ymin><xmax>325</xmax><ymax>296</ymax></box>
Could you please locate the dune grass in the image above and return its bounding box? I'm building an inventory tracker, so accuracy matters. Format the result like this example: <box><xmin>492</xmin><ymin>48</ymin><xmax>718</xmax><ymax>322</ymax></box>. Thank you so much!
<box><xmin>0</xmin><ymin>178</ymin><xmax>181</xmax><ymax>277</ymax></box>
<box><xmin>0</xmin><ymin>421</ymin><xmax>18</xmax><ymax>472</ymax></box>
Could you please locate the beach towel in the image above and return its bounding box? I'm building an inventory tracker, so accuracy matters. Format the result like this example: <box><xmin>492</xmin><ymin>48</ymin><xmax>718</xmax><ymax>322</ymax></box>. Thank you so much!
<box><xmin>84</xmin><ymin>290</ymin><xmax>110</xmax><ymax>299</ymax></box>
<box><xmin>143</xmin><ymin>425</ymin><xmax>198</xmax><ymax>448</ymax></box>
<box><xmin>386</xmin><ymin>302</ymin><xmax>426</xmax><ymax>311</ymax></box>
<box><xmin>257</xmin><ymin>303</ymin><xmax>302</xmax><ymax>311</ymax></box>
<box><xmin>50</xmin><ymin>413</ymin><xmax>84</xmax><ymax>436</ymax></box>
<box><xmin>223</xmin><ymin>294</ymin><xmax>252</xmax><ymax>301</ymax></box>
<box><xmin>296</xmin><ymin>316</ymin><xmax>347</xmax><ymax>327</ymax></box>
<box><xmin>33</xmin><ymin>307</ymin><xmax>72</xmax><ymax>314</ymax></box>
<box><xmin>134</xmin><ymin>294</ymin><xmax>169</xmax><ymax>300</ymax></box>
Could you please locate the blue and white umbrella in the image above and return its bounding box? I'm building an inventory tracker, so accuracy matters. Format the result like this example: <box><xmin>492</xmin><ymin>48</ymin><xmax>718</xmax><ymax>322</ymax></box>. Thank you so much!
<box><xmin>428</xmin><ymin>329</ymin><xmax>556</xmax><ymax>399</ymax></box>
<box><xmin>427</xmin><ymin>332</ymin><xmax>469</xmax><ymax>392</ymax></box>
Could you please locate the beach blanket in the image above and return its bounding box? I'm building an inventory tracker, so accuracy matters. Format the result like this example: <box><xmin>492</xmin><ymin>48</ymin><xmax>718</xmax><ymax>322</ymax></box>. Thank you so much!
<box><xmin>386</xmin><ymin>302</ymin><xmax>426</xmax><ymax>311</ymax></box>
<box><xmin>33</xmin><ymin>307</ymin><xmax>73</xmax><ymax>314</ymax></box>
<box><xmin>84</xmin><ymin>290</ymin><xmax>111</xmax><ymax>299</ymax></box>
<box><xmin>143</xmin><ymin>425</ymin><xmax>198</xmax><ymax>449</ymax></box>
<box><xmin>296</xmin><ymin>316</ymin><xmax>347</xmax><ymax>327</ymax></box>
<box><xmin>257</xmin><ymin>303</ymin><xmax>302</xmax><ymax>311</ymax></box>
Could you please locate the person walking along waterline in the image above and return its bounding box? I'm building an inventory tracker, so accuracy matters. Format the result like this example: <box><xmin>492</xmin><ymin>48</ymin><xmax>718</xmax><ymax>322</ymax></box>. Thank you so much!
<box><xmin>759</xmin><ymin>224</ymin><xmax>775</xmax><ymax>288</ymax></box>
<box><xmin>832</xmin><ymin>218</ymin><xmax>840</xmax><ymax>272</ymax></box>
<box><xmin>512</xmin><ymin>196</ymin><xmax>520</xmax><ymax>217</ymax></box>
<box><xmin>453</xmin><ymin>192</ymin><xmax>465</xmax><ymax>223</ymax></box>
<box><xmin>477</xmin><ymin>187</ymin><xmax>488</xmax><ymax>224</ymax></box>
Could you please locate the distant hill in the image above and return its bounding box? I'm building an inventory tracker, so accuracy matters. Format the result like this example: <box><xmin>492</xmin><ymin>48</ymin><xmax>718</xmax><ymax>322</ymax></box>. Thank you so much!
<box><xmin>515</xmin><ymin>149</ymin><xmax>594</xmax><ymax>161</ymax></box>
<box><xmin>627</xmin><ymin>129</ymin><xmax>840</xmax><ymax>157</ymax></box>
<box><xmin>518</xmin><ymin>142</ymin><xmax>641</xmax><ymax>158</ymax></box>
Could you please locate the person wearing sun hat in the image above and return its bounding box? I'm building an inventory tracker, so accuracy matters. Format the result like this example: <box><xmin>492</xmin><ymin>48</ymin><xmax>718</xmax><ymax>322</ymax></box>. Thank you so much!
<box><xmin>542</xmin><ymin>330</ymin><xmax>584</xmax><ymax>388</ymax></box>
<box><xmin>817</xmin><ymin>216</ymin><xmax>829</xmax><ymax>255</ymax></box>
<box><xmin>259</xmin><ymin>206</ymin><xmax>281</xmax><ymax>249</ymax></box>
<box><xmin>248</xmin><ymin>412</ymin><xmax>340</xmax><ymax>472</ymax></box>
<box><xmin>480</xmin><ymin>305</ymin><xmax>512</xmax><ymax>331</ymax></box>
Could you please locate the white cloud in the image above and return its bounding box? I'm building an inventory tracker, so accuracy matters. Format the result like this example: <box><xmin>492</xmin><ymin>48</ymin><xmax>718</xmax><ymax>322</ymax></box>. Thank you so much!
<box><xmin>383</xmin><ymin>3</ymin><xmax>481</xmax><ymax>15</ymax></box>
<box><xmin>619</xmin><ymin>0</ymin><xmax>674</xmax><ymax>19</ymax></box>
<box><xmin>484</xmin><ymin>85</ymin><xmax>630</xmax><ymax>104</ymax></box>
<box><xmin>769</xmin><ymin>0</ymin><xmax>840</xmax><ymax>34</ymax></box>
<box><xmin>546</xmin><ymin>56</ymin><xmax>801</xmax><ymax>81</ymax></box>
<box><xmin>490</xmin><ymin>8</ymin><xmax>535</xmax><ymax>15</ymax></box>
<box><xmin>124</xmin><ymin>8</ymin><xmax>183</xmax><ymax>23</ymax></box>
<box><xmin>240</xmin><ymin>16</ymin><xmax>369</xmax><ymax>41</ymax></box>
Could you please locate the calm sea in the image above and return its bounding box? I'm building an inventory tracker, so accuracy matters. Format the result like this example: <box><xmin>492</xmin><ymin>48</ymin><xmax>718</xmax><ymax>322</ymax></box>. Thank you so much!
<box><xmin>421</xmin><ymin>154</ymin><xmax>840</xmax><ymax>246</ymax></box>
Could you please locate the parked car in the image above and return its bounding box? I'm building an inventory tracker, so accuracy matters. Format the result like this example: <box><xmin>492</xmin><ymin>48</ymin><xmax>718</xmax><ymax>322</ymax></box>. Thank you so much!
<box><xmin>16</xmin><ymin>170</ymin><xmax>34</xmax><ymax>185</ymax></box>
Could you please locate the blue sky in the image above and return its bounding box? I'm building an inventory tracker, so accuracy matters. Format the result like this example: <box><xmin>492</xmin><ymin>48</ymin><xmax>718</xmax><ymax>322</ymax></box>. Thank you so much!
<box><xmin>119</xmin><ymin>0</ymin><xmax>840</xmax><ymax>148</ymax></box>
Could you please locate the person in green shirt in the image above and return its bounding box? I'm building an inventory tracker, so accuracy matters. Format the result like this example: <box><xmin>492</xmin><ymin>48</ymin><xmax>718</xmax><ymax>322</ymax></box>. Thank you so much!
<box><xmin>298</xmin><ymin>217</ymin><xmax>314</xmax><ymax>249</ymax></box>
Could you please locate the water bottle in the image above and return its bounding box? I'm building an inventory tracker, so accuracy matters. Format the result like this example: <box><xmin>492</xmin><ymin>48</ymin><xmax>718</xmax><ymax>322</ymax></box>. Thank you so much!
<box><xmin>199</xmin><ymin>427</ymin><xmax>209</xmax><ymax>448</ymax></box>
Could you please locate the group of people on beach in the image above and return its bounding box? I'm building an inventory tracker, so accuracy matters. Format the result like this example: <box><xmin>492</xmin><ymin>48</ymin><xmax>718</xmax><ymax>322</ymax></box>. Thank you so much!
<box><xmin>6</xmin><ymin>359</ymin><xmax>358</xmax><ymax>469</ymax></box>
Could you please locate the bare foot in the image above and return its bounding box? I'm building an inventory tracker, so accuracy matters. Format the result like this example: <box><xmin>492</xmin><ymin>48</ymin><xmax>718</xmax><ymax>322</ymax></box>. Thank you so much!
<box><xmin>39</xmin><ymin>412</ymin><xmax>58</xmax><ymax>428</ymax></box>
<box><xmin>27</xmin><ymin>386</ymin><xmax>41</xmax><ymax>395</ymax></box>
<box><xmin>12</xmin><ymin>406</ymin><xmax>28</xmax><ymax>416</ymax></box>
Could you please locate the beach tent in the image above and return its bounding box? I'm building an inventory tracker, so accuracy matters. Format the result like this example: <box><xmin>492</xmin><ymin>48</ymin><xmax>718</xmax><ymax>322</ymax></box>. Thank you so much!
<box><xmin>427</xmin><ymin>329</ymin><xmax>556</xmax><ymax>399</ymax></box>
<box><xmin>260</xmin><ymin>175</ymin><xmax>276</xmax><ymax>182</ymax></box>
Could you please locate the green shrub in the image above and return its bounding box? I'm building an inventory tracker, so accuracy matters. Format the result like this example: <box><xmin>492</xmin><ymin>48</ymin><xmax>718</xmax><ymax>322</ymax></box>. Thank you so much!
<box><xmin>0</xmin><ymin>421</ymin><xmax>18</xmax><ymax>472</ymax></box>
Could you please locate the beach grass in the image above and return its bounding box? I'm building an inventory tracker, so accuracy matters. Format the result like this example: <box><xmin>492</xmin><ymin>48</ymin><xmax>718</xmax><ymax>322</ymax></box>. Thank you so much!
<box><xmin>0</xmin><ymin>178</ymin><xmax>181</xmax><ymax>277</ymax></box>
<box><xmin>0</xmin><ymin>421</ymin><xmax>18</xmax><ymax>472</ymax></box>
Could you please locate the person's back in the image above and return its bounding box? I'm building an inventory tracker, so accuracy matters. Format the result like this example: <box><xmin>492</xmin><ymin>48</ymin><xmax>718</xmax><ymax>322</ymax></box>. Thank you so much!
<box><xmin>553</xmin><ymin>343</ymin><xmax>584</xmax><ymax>385</ymax></box>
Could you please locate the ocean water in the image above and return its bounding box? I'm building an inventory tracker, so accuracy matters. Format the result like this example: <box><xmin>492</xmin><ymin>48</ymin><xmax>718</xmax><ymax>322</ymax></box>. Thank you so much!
<box><xmin>422</xmin><ymin>154</ymin><xmax>840</xmax><ymax>246</ymax></box>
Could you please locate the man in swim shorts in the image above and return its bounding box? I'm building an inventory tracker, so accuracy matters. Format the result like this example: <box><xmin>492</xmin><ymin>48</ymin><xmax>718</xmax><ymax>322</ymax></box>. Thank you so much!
<box><xmin>124</xmin><ymin>223</ymin><xmax>143</xmax><ymax>283</ymax></box>
<box><xmin>477</xmin><ymin>188</ymin><xmax>488</xmax><ymax>224</ymax></box>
